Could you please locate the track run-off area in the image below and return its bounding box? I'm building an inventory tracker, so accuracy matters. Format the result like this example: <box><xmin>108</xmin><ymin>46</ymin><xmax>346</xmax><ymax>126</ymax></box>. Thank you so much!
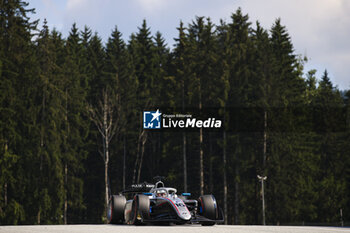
<box><xmin>0</xmin><ymin>225</ymin><xmax>349</xmax><ymax>233</ymax></box>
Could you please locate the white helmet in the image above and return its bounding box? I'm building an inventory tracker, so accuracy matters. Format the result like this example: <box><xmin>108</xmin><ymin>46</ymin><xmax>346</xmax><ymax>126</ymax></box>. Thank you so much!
<box><xmin>156</xmin><ymin>189</ymin><xmax>167</xmax><ymax>197</ymax></box>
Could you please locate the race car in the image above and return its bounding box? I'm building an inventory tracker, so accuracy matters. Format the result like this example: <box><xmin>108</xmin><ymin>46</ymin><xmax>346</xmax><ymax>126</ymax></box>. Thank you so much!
<box><xmin>107</xmin><ymin>178</ymin><xmax>224</xmax><ymax>225</ymax></box>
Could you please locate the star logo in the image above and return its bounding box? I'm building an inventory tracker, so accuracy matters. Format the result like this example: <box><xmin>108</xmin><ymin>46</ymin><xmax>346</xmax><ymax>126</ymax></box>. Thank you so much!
<box><xmin>150</xmin><ymin>109</ymin><xmax>161</xmax><ymax>122</ymax></box>
<box><xmin>143</xmin><ymin>110</ymin><xmax>162</xmax><ymax>129</ymax></box>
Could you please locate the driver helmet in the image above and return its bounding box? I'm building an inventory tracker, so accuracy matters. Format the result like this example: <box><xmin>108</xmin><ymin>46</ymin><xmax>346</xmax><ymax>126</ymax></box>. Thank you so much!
<box><xmin>156</xmin><ymin>189</ymin><xmax>167</xmax><ymax>197</ymax></box>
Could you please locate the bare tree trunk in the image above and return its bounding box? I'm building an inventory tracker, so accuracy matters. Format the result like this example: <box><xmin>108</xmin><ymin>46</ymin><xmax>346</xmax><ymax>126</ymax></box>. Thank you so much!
<box><xmin>182</xmin><ymin>79</ymin><xmax>187</xmax><ymax>193</ymax></box>
<box><xmin>39</xmin><ymin>98</ymin><xmax>45</xmax><ymax>171</ymax></box>
<box><xmin>133</xmin><ymin>130</ymin><xmax>143</xmax><ymax>184</ymax></box>
<box><xmin>38</xmin><ymin>83</ymin><xmax>46</xmax><ymax>225</ymax></box>
<box><xmin>37</xmin><ymin>209</ymin><xmax>41</xmax><ymax>225</ymax></box>
<box><xmin>183</xmin><ymin>132</ymin><xmax>187</xmax><ymax>193</ymax></box>
<box><xmin>4</xmin><ymin>182</ymin><xmax>7</xmax><ymax>206</ymax></box>
<box><xmin>200</xmin><ymin>127</ymin><xmax>204</xmax><ymax>196</ymax></box>
<box><xmin>123</xmin><ymin>136</ymin><xmax>126</xmax><ymax>190</ymax></box>
<box><xmin>157</xmin><ymin>133</ymin><xmax>161</xmax><ymax>177</ymax></box>
<box><xmin>263</xmin><ymin>110</ymin><xmax>267</xmax><ymax>168</ymax></box>
<box><xmin>64</xmin><ymin>163</ymin><xmax>68</xmax><ymax>225</ymax></box>
<box><xmin>64</xmin><ymin>89</ymin><xmax>68</xmax><ymax>225</ymax></box>
<box><xmin>151</xmin><ymin>137</ymin><xmax>155</xmax><ymax>178</ymax></box>
<box><xmin>209</xmin><ymin>133</ymin><xmax>213</xmax><ymax>194</ymax></box>
<box><xmin>234</xmin><ymin>165</ymin><xmax>239</xmax><ymax>224</ymax></box>
<box><xmin>40</xmin><ymin>83</ymin><xmax>46</xmax><ymax>171</ymax></box>
<box><xmin>223</xmin><ymin>130</ymin><xmax>227</xmax><ymax>224</ymax></box>
<box><xmin>104</xmin><ymin>159</ymin><xmax>109</xmax><ymax>223</ymax></box>
<box><xmin>158</xmin><ymin>133</ymin><xmax>161</xmax><ymax>164</ymax></box>
<box><xmin>137</xmin><ymin>134</ymin><xmax>147</xmax><ymax>183</ymax></box>
<box><xmin>199</xmin><ymin>80</ymin><xmax>204</xmax><ymax>195</ymax></box>
<box><xmin>103</xmin><ymin>93</ymin><xmax>109</xmax><ymax>223</ymax></box>
<box><xmin>132</xmin><ymin>141</ymin><xmax>140</xmax><ymax>184</ymax></box>
<box><xmin>88</xmin><ymin>89</ymin><xmax>121</xmax><ymax>223</ymax></box>
<box><xmin>234</xmin><ymin>136</ymin><xmax>240</xmax><ymax>224</ymax></box>
<box><xmin>4</xmin><ymin>143</ymin><xmax>8</xmax><ymax>207</ymax></box>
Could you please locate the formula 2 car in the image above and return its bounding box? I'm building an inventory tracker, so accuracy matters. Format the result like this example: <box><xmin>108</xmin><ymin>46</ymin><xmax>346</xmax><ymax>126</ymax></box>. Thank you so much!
<box><xmin>107</xmin><ymin>178</ymin><xmax>224</xmax><ymax>225</ymax></box>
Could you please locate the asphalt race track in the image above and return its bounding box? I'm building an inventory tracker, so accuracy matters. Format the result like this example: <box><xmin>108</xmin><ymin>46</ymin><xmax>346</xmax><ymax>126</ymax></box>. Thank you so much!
<box><xmin>0</xmin><ymin>225</ymin><xmax>349</xmax><ymax>233</ymax></box>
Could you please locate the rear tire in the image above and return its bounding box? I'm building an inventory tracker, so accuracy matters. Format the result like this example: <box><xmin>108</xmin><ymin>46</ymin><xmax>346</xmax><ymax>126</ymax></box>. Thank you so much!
<box><xmin>131</xmin><ymin>194</ymin><xmax>150</xmax><ymax>225</ymax></box>
<box><xmin>108</xmin><ymin>195</ymin><xmax>126</xmax><ymax>224</ymax></box>
<box><xmin>198</xmin><ymin>195</ymin><xmax>218</xmax><ymax>226</ymax></box>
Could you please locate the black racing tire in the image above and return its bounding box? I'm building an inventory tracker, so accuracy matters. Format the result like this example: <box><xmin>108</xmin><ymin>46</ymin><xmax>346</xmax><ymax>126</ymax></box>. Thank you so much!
<box><xmin>131</xmin><ymin>194</ymin><xmax>150</xmax><ymax>225</ymax></box>
<box><xmin>107</xmin><ymin>195</ymin><xmax>126</xmax><ymax>224</ymax></box>
<box><xmin>201</xmin><ymin>221</ymin><xmax>216</xmax><ymax>226</ymax></box>
<box><xmin>198</xmin><ymin>195</ymin><xmax>218</xmax><ymax>226</ymax></box>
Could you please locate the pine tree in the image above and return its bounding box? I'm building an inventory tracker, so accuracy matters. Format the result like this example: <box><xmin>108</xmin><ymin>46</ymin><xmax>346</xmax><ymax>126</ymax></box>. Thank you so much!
<box><xmin>129</xmin><ymin>20</ymin><xmax>157</xmax><ymax>184</ymax></box>
<box><xmin>133</xmin><ymin>20</ymin><xmax>157</xmax><ymax>107</ymax></box>
<box><xmin>216</xmin><ymin>19</ymin><xmax>231</xmax><ymax>224</ymax></box>
<box><xmin>82</xmin><ymin>29</ymin><xmax>106</xmax><ymax>223</ymax></box>
<box><xmin>62</xmin><ymin>23</ymin><xmax>89</xmax><ymax>223</ymax></box>
<box><xmin>226</xmin><ymin>8</ymin><xmax>253</xmax><ymax>224</ymax></box>
<box><xmin>104</xmin><ymin>26</ymin><xmax>137</xmax><ymax>195</ymax></box>
<box><xmin>173</xmin><ymin>21</ymin><xmax>190</xmax><ymax>193</ymax></box>
<box><xmin>270</xmin><ymin>18</ymin><xmax>305</xmax><ymax>107</ymax></box>
<box><xmin>0</xmin><ymin>0</ymin><xmax>38</xmax><ymax>224</ymax></box>
<box><xmin>313</xmin><ymin>70</ymin><xmax>346</xmax><ymax>222</ymax></box>
<box><xmin>305</xmin><ymin>69</ymin><xmax>317</xmax><ymax>104</ymax></box>
<box><xmin>32</xmin><ymin>19</ymin><xmax>67</xmax><ymax>224</ymax></box>
<box><xmin>154</xmin><ymin>31</ymin><xmax>172</xmax><ymax>106</ymax></box>
<box><xmin>264</xmin><ymin>18</ymin><xmax>308</xmax><ymax>224</ymax></box>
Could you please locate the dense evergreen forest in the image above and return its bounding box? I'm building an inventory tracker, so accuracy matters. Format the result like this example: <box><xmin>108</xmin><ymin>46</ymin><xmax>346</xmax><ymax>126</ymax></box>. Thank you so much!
<box><xmin>1</xmin><ymin>0</ymin><xmax>349</xmax><ymax>226</ymax></box>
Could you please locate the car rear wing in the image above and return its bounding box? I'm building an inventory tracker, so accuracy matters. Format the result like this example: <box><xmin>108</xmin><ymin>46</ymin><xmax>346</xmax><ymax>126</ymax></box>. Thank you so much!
<box><xmin>120</xmin><ymin>182</ymin><xmax>155</xmax><ymax>194</ymax></box>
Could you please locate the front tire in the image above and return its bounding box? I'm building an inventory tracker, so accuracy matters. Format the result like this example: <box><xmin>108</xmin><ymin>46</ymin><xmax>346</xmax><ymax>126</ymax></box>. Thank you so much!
<box><xmin>107</xmin><ymin>195</ymin><xmax>126</xmax><ymax>224</ymax></box>
<box><xmin>198</xmin><ymin>195</ymin><xmax>218</xmax><ymax>226</ymax></box>
<box><xmin>131</xmin><ymin>194</ymin><xmax>150</xmax><ymax>225</ymax></box>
